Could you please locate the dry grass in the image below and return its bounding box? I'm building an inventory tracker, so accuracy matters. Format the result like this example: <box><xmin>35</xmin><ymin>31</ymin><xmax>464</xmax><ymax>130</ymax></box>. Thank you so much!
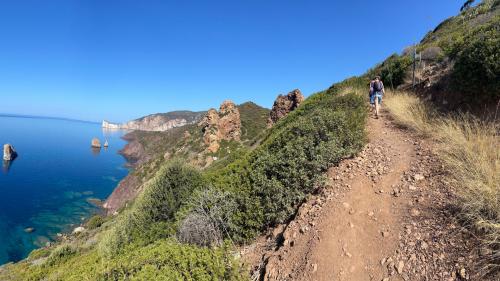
<box><xmin>385</xmin><ymin>92</ymin><xmax>500</xmax><ymax>273</ymax></box>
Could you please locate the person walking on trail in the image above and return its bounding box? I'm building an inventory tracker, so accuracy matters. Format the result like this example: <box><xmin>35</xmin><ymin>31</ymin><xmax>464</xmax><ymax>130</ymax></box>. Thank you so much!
<box><xmin>368</xmin><ymin>79</ymin><xmax>375</xmax><ymax>112</ymax></box>
<box><xmin>370</xmin><ymin>76</ymin><xmax>385</xmax><ymax>118</ymax></box>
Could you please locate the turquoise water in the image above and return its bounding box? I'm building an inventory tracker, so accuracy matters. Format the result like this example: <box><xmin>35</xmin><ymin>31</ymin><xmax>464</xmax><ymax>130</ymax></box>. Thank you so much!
<box><xmin>0</xmin><ymin>116</ymin><xmax>129</xmax><ymax>264</ymax></box>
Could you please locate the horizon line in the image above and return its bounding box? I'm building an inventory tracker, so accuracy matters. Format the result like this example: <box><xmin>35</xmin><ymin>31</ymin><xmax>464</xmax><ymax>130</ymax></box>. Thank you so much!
<box><xmin>0</xmin><ymin>113</ymin><xmax>100</xmax><ymax>124</ymax></box>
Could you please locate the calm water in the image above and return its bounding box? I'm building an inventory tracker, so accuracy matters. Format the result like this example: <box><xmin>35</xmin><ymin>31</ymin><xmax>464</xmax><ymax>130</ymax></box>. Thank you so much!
<box><xmin>0</xmin><ymin>116</ymin><xmax>129</xmax><ymax>264</ymax></box>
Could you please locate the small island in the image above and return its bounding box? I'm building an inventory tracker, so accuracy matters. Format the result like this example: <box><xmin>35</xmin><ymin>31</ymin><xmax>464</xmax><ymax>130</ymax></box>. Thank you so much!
<box><xmin>3</xmin><ymin>144</ymin><xmax>17</xmax><ymax>161</ymax></box>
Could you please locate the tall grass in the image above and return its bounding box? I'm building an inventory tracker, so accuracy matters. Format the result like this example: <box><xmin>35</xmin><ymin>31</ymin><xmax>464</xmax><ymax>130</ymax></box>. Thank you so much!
<box><xmin>385</xmin><ymin>92</ymin><xmax>500</xmax><ymax>274</ymax></box>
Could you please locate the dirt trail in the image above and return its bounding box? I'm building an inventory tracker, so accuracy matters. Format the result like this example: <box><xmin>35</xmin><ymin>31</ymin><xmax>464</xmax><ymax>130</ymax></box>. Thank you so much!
<box><xmin>305</xmin><ymin>115</ymin><xmax>413</xmax><ymax>280</ymax></box>
<box><xmin>243</xmin><ymin>111</ymin><xmax>482</xmax><ymax>281</ymax></box>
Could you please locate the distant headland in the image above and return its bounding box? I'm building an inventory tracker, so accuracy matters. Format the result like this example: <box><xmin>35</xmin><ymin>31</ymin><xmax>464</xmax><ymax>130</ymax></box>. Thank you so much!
<box><xmin>0</xmin><ymin>113</ymin><xmax>100</xmax><ymax>124</ymax></box>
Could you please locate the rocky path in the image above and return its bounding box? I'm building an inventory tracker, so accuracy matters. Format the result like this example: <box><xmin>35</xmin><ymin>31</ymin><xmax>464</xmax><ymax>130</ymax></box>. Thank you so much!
<box><xmin>243</xmin><ymin>110</ymin><xmax>483</xmax><ymax>281</ymax></box>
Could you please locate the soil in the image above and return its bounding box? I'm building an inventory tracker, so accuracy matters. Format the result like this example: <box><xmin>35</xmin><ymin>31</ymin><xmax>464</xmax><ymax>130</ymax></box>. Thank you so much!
<box><xmin>242</xmin><ymin>109</ymin><xmax>488</xmax><ymax>281</ymax></box>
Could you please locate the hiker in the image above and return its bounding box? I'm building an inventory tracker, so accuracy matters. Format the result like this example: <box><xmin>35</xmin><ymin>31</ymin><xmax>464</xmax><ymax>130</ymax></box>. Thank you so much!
<box><xmin>370</xmin><ymin>76</ymin><xmax>385</xmax><ymax>118</ymax></box>
<box><xmin>368</xmin><ymin>80</ymin><xmax>375</xmax><ymax>111</ymax></box>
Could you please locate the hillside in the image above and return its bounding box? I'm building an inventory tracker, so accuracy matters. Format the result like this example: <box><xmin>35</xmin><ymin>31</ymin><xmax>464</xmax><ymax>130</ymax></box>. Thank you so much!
<box><xmin>103</xmin><ymin>100</ymin><xmax>270</xmax><ymax>214</ymax></box>
<box><xmin>102</xmin><ymin>110</ymin><xmax>206</xmax><ymax>132</ymax></box>
<box><xmin>0</xmin><ymin>1</ymin><xmax>498</xmax><ymax>280</ymax></box>
<box><xmin>366</xmin><ymin>0</ymin><xmax>499</xmax><ymax>113</ymax></box>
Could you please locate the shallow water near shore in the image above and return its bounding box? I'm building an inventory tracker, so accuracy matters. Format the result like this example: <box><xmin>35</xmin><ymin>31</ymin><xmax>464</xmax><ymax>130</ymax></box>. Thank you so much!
<box><xmin>0</xmin><ymin>116</ymin><xmax>129</xmax><ymax>264</ymax></box>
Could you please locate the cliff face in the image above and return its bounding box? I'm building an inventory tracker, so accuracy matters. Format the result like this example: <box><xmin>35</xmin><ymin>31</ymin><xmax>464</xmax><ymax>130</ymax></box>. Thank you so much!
<box><xmin>267</xmin><ymin>89</ymin><xmax>304</xmax><ymax>127</ymax></box>
<box><xmin>102</xmin><ymin>174</ymin><xmax>141</xmax><ymax>214</ymax></box>
<box><xmin>199</xmin><ymin>100</ymin><xmax>241</xmax><ymax>153</ymax></box>
<box><xmin>119</xmin><ymin>133</ymin><xmax>148</xmax><ymax>167</ymax></box>
<box><xmin>102</xmin><ymin>111</ymin><xmax>205</xmax><ymax>132</ymax></box>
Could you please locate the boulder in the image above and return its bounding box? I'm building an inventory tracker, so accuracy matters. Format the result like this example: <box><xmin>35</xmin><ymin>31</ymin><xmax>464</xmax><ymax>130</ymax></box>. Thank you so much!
<box><xmin>72</xmin><ymin>226</ymin><xmax>85</xmax><ymax>234</ymax></box>
<box><xmin>267</xmin><ymin>89</ymin><xmax>304</xmax><ymax>127</ymax></box>
<box><xmin>24</xmin><ymin>227</ymin><xmax>35</xmax><ymax>233</ymax></box>
<box><xmin>3</xmin><ymin>144</ymin><xmax>17</xmax><ymax>161</ymax></box>
<box><xmin>91</xmin><ymin>138</ymin><xmax>101</xmax><ymax>148</ymax></box>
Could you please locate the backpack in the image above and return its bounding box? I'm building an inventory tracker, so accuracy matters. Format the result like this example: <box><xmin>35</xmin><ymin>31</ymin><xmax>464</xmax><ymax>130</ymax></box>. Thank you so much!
<box><xmin>373</xmin><ymin>81</ymin><xmax>383</xmax><ymax>92</ymax></box>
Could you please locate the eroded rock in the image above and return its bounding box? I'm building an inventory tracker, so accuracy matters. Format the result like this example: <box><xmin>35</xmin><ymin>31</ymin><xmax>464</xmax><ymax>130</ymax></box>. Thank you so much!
<box><xmin>267</xmin><ymin>89</ymin><xmax>304</xmax><ymax>127</ymax></box>
<box><xmin>199</xmin><ymin>100</ymin><xmax>241</xmax><ymax>153</ymax></box>
<box><xmin>3</xmin><ymin>144</ymin><xmax>17</xmax><ymax>161</ymax></box>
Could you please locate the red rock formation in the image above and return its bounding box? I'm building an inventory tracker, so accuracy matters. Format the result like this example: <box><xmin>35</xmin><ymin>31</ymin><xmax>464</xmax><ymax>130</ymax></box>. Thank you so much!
<box><xmin>267</xmin><ymin>89</ymin><xmax>304</xmax><ymax>127</ymax></box>
<box><xmin>219</xmin><ymin>100</ymin><xmax>241</xmax><ymax>141</ymax></box>
<box><xmin>199</xmin><ymin>100</ymin><xmax>241</xmax><ymax>153</ymax></box>
<box><xmin>199</xmin><ymin>109</ymin><xmax>221</xmax><ymax>153</ymax></box>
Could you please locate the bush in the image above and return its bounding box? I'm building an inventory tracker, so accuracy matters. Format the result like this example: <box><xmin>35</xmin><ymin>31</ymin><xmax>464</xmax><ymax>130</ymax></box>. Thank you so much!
<box><xmin>99</xmin><ymin>161</ymin><xmax>204</xmax><ymax>256</ymax></box>
<box><xmin>378</xmin><ymin>54</ymin><xmax>413</xmax><ymax>89</ymax></box>
<box><xmin>421</xmin><ymin>46</ymin><xmax>444</xmax><ymax>61</ymax></box>
<box><xmin>46</xmin><ymin>244</ymin><xmax>76</xmax><ymax>266</ymax></box>
<box><xmin>86</xmin><ymin>215</ymin><xmax>105</xmax><ymax>230</ymax></box>
<box><xmin>451</xmin><ymin>24</ymin><xmax>500</xmax><ymax>104</ymax></box>
<box><xmin>134</xmin><ymin>161</ymin><xmax>205</xmax><ymax>226</ymax></box>
<box><xmin>27</xmin><ymin>248</ymin><xmax>51</xmax><ymax>260</ymax></box>
<box><xmin>177</xmin><ymin>188</ymin><xmax>238</xmax><ymax>246</ymax></box>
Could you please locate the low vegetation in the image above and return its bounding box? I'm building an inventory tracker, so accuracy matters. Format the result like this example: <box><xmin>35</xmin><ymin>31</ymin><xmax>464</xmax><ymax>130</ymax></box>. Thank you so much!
<box><xmin>385</xmin><ymin>92</ymin><xmax>499</xmax><ymax>273</ymax></box>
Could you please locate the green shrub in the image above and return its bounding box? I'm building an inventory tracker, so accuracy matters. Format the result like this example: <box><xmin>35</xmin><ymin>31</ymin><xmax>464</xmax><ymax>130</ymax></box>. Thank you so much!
<box><xmin>134</xmin><ymin>161</ymin><xmax>204</xmax><ymax>225</ymax></box>
<box><xmin>378</xmin><ymin>54</ymin><xmax>412</xmax><ymax>89</ymax></box>
<box><xmin>99</xmin><ymin>161</ymin><xmax>204</xmax><ymax>256</ymax></box>
<box><xmin>46</xmin><ymin>244</ymin><xmax>76</xmax><ymax>266</ymax></box>
<box><xmin>27</xmin><ymin>248</ymin><xmax>51</xmax><ymax>260</ymax></box>
<box><xmin>86</xmin><ymin>215</ymin><xmax>105</xmax><ymax>230</ymax></box>
<box><xmin>451</xmin><ymin>23</ymin><xmax>500</xmax><ymax>104</ymax></box>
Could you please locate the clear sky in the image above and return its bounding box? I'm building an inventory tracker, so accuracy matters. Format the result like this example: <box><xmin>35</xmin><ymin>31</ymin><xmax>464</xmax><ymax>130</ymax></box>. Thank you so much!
<box><xmin>0</xmin><ymin>0</ymin><xmax>464</xmax><ymax>122</ymax></box>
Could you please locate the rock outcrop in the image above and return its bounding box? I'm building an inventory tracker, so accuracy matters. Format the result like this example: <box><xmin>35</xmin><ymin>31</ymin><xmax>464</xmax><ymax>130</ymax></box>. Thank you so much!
<box><xmin>267</xmin><ymin>89</ymin><xmax>304</xmax><ymax>127</ymax></box>
<box><xmin>219</xmin><ymin>100</ymin><xmax>241</xmax><ymax>141</ymax></box>
<box><xmin>3</xmin><ymin>144</ymin><xmax>17</xmax><ymax>161</ymax></box>
<box><xmin>91</xmin><ymin>138</ymin><xmax>101</xmax><ymax>148</ymax></box>
<box><xmin>199</xmin><ymin>100</ymin><xmax>241</xmax><ymax>153</ymax></box>
<box><xmin>102</xmin><ymin>111</ymin><xmax>205</xmax><ymax>132</ymax></box>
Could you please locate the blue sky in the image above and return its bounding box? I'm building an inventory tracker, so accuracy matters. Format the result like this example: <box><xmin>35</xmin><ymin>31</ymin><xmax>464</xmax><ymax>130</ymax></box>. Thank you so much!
<box><xmin>0</xmin><ymin>0</ymin><xmax>464</xmax><ymax>122</ymax></box>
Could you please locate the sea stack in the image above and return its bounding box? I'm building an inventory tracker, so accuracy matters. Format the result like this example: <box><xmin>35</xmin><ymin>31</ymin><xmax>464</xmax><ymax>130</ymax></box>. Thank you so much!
<box><xmin>91</xmin><ymin>138</ymin><xmax>101</xmax><ymax>148</ymax></box>
<box><xmin>3</xmin><ymin>144</ymin><xmax>17</xmax><ymax>161</ymax></box>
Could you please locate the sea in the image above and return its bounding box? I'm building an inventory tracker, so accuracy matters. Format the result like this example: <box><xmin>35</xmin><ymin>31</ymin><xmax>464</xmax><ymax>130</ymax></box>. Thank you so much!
<box><xmin>0</xmin><ymin>115</ymin><xmax>129</xmax><ymax>265</ymax></box>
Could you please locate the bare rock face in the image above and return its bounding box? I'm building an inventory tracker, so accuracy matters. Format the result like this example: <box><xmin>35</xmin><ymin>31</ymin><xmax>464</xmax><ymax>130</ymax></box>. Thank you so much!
<box><xmin>267</xmin><ymin>89</ymin><xmax>304</xmax><ymax>127</ymax></box>
<box><xmin>200</xmin><ymin>109</ymin><xmax>221</xmax><ymax>153</ymax></box>
<box><xmin>199</xmin><ymin>100</ymin><xmax>241</xmax><ymax>153</ymax></box>
<box><xmin>91</xmin><ymin>138</ymin><xmax>101</xmax><ymax>148</ymax></box>
<box><xmin>219</xmin><ymin>100</ymin><xmax>241</xmax><ymax>141</ymax></box>
<box><xmin>103</xmin><ymin>174</ymin><xmax>141</xmax><ymax>214</ymax></box>
<box><xmin>3</xmin><ymin>144</ymin><xmax>17</xmax><ymax>161</ymax></box>
<box><xmin>102</xmin><ymin>111</ymin><xmax>205</xmax><ymax>132</ymax></box>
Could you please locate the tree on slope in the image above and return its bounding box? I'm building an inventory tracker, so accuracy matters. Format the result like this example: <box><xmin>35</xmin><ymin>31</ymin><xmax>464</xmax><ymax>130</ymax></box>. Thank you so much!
<box><xmin>460</xmin><ymin>0</ymin><xmax>475</xmax><ymax>12</ymax></box>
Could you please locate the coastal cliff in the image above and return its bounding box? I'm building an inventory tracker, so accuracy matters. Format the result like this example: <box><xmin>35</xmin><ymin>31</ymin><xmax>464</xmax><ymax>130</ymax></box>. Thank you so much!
<box><xmin>102</xmin><ymin>111</ymin><xmax>205</xmax><ymax>132</ymax></box>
